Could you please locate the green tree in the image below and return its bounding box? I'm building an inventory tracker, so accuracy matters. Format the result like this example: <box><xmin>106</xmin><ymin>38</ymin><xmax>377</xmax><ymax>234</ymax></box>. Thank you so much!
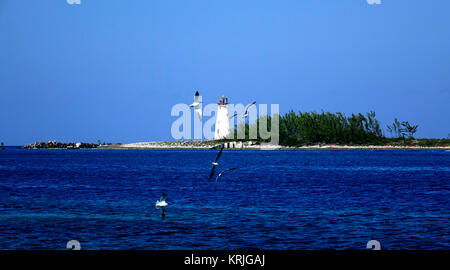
<box><xmin>401</xmin><ymin>121</ymin><xmax>418</xmax><ymax>139</ymax></box>
<box><xmin>386</xmin><ymin>118</ymin><xmax>403</xmax><ymax>138</ymax></box>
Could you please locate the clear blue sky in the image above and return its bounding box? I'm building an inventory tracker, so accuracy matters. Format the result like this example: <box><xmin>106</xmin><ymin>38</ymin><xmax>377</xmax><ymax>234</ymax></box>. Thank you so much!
<box><xmin>1</xmin><ymin>0</ymin><xmax>449</xmax><ymax>145</ymax></box>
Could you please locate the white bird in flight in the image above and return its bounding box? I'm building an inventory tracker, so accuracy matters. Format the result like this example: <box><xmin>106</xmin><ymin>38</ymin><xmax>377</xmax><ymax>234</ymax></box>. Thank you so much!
<box><xmin>190</xmin><ymin>91</ymin><xmax>202</xmax><ymax>121</ymax></box>
<box><xmin>208</xmin><ymin>146</ymin><xmax>223</xmax><ymax>181</ymax></box>
<box><xmin>229</xmin><ymin>101</ymin><xmax>256</xmax><ymax>119</ymax></box>
<box><xmin>214</xmin><ymin>168</ymin><xmax>237</xmax><ymax>191</ymax></box>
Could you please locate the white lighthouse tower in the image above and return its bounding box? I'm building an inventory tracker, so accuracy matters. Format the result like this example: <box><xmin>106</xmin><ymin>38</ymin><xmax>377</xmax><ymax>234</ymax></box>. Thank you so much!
<box><xmin>214</xmin><ymin>96</ymin><xmax>231</xmax><ymax>140</ymax></box>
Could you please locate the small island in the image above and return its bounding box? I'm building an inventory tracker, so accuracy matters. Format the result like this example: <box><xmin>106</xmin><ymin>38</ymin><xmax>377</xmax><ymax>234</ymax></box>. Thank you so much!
<box><xmin>21</xmin><ymin>110</ymin><xmax>450</xmax><ymax>150</ymax></box>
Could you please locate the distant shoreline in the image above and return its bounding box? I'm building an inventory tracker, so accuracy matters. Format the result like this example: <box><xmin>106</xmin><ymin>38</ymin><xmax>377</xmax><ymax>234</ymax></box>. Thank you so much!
<box><xmin>17</xmin><ymin>140</ymin><xmax>450</xmax><ymax>150</ymax></box>
<box><xmin>96</xmin><ymin>147</ymin><xmax>450</xmax><ymax>150</ymax></box>
<box><xmin>97</xmin><ymin>142</ymin><xmax>450</xmax><ymax>150</ymax></box>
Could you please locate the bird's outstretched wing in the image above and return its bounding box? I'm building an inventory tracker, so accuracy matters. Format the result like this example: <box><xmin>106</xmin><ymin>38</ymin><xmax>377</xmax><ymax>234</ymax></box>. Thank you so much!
<box><xmin>229</xmin><ymin>113</ymin><xmax>238</xmax><ymax>119</ymax></box>
<box><xmin>214</xmin><ymin>147</ymin><xmax>223</xmax><ymax>163</ymax></box>
<box><xmin>214</xmin><ymin>168</ymin><xmax>237</xmax><ymax>191</ymax></box>
<box><xmin>244</xmin><ymin>101</ymin><xmax>256</xmax><ymax>114</ymax></box>
<box><xmin>218</xmin><ymin>167</ymin><xmax>236</xmax><ymax>177</ymax></box>
<box><xmin>208</xmin><ymin>147</ymin><xmax>223</xmax><ymax>181</ymax></box>
<box><xmin>208</xmin><ymin>165</ymin><xmax>216</xmax><ymax>181</ymax></box>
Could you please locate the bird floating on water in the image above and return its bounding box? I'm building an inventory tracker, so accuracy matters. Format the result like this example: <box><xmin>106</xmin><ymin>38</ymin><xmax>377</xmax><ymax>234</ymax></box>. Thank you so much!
<box><xmin>155</xmin><ymin>193</ymin><xmax>168</xmax><ymax>220</ymax></box>
<box><xmin>189</xmin><ymin>91</ymin><xmax>202</xmax><ymax>121</ymax></box>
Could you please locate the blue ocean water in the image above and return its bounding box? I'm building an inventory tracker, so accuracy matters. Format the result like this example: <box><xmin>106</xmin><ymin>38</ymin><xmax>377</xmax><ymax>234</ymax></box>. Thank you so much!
<box><xmin>0</xmin><ymin>147</ymin><xmax>449</xmax><ymax>250</ymax></box>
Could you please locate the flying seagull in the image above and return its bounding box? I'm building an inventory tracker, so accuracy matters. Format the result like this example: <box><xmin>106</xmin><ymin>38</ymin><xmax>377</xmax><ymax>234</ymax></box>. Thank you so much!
<box><xmin>208</xmin><ymin>146</ymin><xmax>223</xmax><ymax>181</ymax></box>
<box><xmin>214</xmin><ymin>168</ymin><xmax>237</xmax><ymax>191</ymax></box>
<box><xmin>189</xmin><ymin>91</ymin><xmax>202</xmax><ymax>121</ymax></box>
<box><xmin>242</xmin><ymin>101</ymin><xmax>256</xmax><ymax>118</ymax></box>
<box><xmin>229</xmin><ymin>101</ymin><xmax>256</xmax><ymax>119</ymax></box>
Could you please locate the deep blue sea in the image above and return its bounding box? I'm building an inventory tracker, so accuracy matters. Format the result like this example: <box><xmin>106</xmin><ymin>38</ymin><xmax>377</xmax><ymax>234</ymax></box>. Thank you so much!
<box><xmin>0</xmin><ymin>147</ymin><xmax>449</xmax><ymax>250</ymax></box>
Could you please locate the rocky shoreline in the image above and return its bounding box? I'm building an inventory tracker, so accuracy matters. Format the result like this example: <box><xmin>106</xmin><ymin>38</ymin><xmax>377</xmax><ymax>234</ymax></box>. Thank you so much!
<box><xmin>98</xmin><ymin>140</ymin><xmax>260</xmax><ymax>150</ymax></box>
<box><xmin>23</xmin><ymin>141</ymin><xmax>100</xmax><ymax>149</ymax></box>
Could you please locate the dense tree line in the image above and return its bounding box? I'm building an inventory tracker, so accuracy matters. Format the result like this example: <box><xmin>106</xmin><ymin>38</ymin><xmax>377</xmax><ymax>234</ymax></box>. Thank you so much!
<box><xmin>278</xmin><ymin>110</ymin><xmax>383</xmax><ymax>146</ymax></box>
<box><xmin>232</xmin><ymin>110</ymin><xmax>424</xmax><ymax>146</ymax></box>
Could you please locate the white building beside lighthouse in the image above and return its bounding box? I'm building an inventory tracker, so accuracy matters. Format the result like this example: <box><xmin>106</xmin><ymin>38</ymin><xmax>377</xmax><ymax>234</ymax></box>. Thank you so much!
<box><xmin>214</xmin><ymin>96</ymin><xmax>231</xmax><ymax>139</ymax></box>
